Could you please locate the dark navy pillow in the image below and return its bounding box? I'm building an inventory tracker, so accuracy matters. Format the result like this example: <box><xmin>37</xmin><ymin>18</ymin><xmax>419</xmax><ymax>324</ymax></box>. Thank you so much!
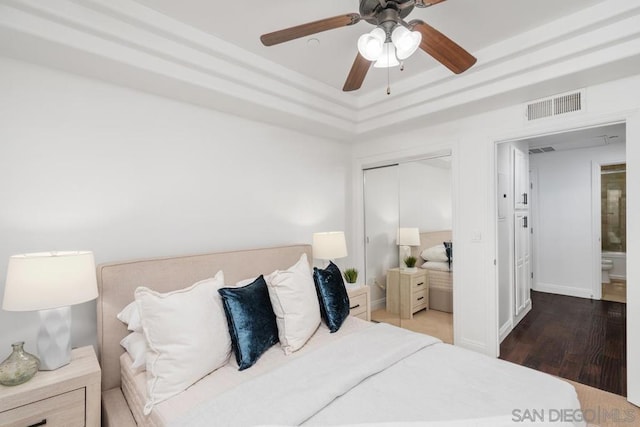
<box><xmin>218</xmin><ymin>275</ymin><xmax>278</xmax><ymax>370</ymax></box>
<box><xmin>313</xmin><ymin>262</ymin><xmax>350</xmax><ymax>333</ymax></box>
<box><xmin>444</xmin><ymin>241</ymin><xmax>453</xmax><ymax>270</ymax></box>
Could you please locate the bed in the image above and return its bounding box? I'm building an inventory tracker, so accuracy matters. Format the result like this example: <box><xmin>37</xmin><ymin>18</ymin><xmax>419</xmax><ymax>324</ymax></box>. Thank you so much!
<box><xmin>98</xmin><ymin>244</ymin><xmax>584</xmax><ymax>427</ymax></box>
<box><xmin>412</xmin><ymin>230</ymin><xmax>454</xmax><ymax>313</ymax></box>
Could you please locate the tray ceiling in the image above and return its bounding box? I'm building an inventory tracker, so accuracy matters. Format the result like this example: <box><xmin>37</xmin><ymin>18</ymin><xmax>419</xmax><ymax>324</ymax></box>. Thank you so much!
<box><xmin>133</xmin><ymin>0</ymin><xmax>607</xmax><ymax>95</ymax></box>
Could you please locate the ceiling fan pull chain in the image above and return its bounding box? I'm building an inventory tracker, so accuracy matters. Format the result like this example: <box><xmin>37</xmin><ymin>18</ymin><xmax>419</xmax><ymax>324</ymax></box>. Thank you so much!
<box><xmin>387</xmin><ymin>59</ymin><xmax>391</xmax><ymax>95</ymax></box>
<box><xmin>386</xmin><ymin>47</ymin><xmax>391</xmax><ymax>95</ymax></box>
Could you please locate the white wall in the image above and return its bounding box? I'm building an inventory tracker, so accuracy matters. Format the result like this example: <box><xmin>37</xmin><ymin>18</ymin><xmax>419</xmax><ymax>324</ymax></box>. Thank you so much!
<box><xmin>352</xmin><ymin>73</ymin><xmax>640</xmax><ymax>405</ymax></box>
<box><xmin>530</xmin><ymin>143</ymin><xmax>626</xmax><ymax>298</ymax></box>
<box><xmin>0</xmin><ymin>57</ymin><xmax>351</xmax><ymax>359</ymax></box>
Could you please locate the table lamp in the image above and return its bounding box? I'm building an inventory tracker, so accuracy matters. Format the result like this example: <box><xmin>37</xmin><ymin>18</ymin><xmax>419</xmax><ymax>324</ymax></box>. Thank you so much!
<box><xmin>397</xmin><ymin>227</ymin><xmax>420</xmax><ymax>268</ymax></box>
<box><xmin>312</xmin><ymin>231</ymin><xmax>348</xmax><ymax>263</ymax></box>
<box><xmin>2</xmin><ymin>251</ymin><xmax>98</xmax><ymax>370</ymax></box>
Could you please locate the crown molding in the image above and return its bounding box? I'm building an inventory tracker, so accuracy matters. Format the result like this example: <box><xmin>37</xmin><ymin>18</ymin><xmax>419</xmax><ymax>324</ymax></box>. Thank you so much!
<box><xmin>0</xmin><ymin>0</ymin><xmax>639</xmax><ymax>140</ymax></box>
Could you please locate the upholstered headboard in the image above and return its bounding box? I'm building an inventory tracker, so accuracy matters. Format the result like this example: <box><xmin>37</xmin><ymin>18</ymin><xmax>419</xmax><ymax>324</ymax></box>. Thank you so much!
<box><xmin>412</xmin><ymin>230</ymin><xmax>452</xmax><ymax>260</ymax></box>
<box><xmin>96</xmin><ymin>244</ymin><xmax>312</xmax><ymax>391</ymax></box>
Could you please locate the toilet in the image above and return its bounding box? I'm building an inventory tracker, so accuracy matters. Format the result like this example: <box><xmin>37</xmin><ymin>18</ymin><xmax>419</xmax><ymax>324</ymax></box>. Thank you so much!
<box><xmin>602</xmin><ymin>258</ymin><xmax>613</xmax><ymax>284</ymax></box>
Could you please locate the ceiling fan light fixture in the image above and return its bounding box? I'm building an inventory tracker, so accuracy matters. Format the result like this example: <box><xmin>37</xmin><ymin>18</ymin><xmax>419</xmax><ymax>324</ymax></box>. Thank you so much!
<box><xmin>357</xmin><ymin>27</ymin><xmax>386</xmax><ymax>61</ymax></box>
<box><xmin>391</xmin><ymin>25</ymin><xmax>422</xmax><ymax>60</ymax></box>
<box><xmin>373</xmin><ymin>42</ymin><xmax>400</xmax><ymax>68</ymax></box>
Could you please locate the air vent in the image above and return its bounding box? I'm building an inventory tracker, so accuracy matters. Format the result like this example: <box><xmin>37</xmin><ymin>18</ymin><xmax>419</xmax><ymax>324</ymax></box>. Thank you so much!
<box><xmin>525</xmin><ymin>90</ymin><xmax>584</xmax><ymax>122</ymax></box>
<box><xmin>529</xmin><ymin>147</ymin><xmax>556</xmax><ymax>154</ymax></box>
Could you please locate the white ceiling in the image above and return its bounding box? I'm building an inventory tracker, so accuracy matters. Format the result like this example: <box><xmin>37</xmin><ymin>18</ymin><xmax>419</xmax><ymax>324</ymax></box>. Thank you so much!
<box><xmin>133</xmin><ymin>0</ymin><xmax>607</xmax><ymax>95</ymax></box>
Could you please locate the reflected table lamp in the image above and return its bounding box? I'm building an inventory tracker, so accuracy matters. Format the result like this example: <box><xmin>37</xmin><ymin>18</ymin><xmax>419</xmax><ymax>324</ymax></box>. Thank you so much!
<box><xmin>2</xmin><ymin>251</ymin><xmax>98</xmax><ymax>370</ymax></box>
<box><xmin>312</xmin><ymin>231</ymin><xmax>348</xmax><ymax>264</ymax></box>
<box><xmin>397</xmin><ymin>227</ymin><xmax>420</xmax><ymax>268</ymax></box>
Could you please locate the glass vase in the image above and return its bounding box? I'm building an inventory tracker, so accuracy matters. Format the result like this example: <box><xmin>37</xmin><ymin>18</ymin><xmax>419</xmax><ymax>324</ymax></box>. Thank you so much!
<box><xmin>0</xmin><ymin>342</ymin><xmax>40</xmax><ymax>386</ymax></box>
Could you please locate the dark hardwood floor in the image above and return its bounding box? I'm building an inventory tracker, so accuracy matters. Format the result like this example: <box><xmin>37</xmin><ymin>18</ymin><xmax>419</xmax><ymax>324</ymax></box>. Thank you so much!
<box><xmin>500</xmin><ymin>290</ymin><xmax>626</xmax><ymax>396</ymax></box>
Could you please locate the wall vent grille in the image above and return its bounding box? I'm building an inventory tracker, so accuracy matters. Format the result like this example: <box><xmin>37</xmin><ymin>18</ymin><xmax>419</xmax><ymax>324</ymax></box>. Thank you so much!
<box><xmin>529</xmin><ymin>147</ymin><xmax>556</xmax><ymax>154</ymax></box>
<box><xmin>525</xmin><ymin>90</ymin><xmax>584</xmax><ymax>121</ymax></box>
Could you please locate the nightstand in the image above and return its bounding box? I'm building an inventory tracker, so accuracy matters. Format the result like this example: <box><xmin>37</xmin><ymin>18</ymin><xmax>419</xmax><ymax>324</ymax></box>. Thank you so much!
<box><xmin>346</xmin><ymin>285</ymin><xmax>371</xmax><ymax>321</ymax></box>
<box><xmin>386</xmin><ymin>268</ymin><xmax>429</xmax><ymax>319</ymax></box>
<box><xmin>0</xmin><ymin>346</ymin><xmax>101</xmax><ymax>427</ymax></box>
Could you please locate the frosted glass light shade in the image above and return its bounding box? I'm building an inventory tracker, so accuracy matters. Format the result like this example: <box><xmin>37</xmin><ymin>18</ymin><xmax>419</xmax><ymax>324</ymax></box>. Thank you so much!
<box><xmin>391</xmin><ymin>25</ymin><xmax>422</xmax><ymax>60</ymax></box>
<box><xmin>3</xmin><ymin>251</ymin><xmax>98</xmax><ymax>311</ymax></box>
<box><xmin>373</xmin><ymin>43</ymin><xmax>400</xmax><ymax>68</ymax></box>
<box><xmin>397</xmin><ymin>227</ymin><xmax>421</xmax><ymax>246</ymax></box>
<box><xmin>357</xmin><ymin>28</ymin><xmax>386</xmax><ymax>61</ymax></box>
<box><xmin>313</xmin><ymin>232</ymin><xmax>348</xmax><ymax>260</ymax></box>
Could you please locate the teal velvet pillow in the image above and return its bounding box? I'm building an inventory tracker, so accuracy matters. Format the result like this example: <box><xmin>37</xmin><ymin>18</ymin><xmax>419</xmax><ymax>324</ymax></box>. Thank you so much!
<box><xmin>218</xmin><ymin>275</ymin><xmax>278</xmax><ymax>370</ymax></box>
<box><xmin>313</xmin><ymin>262</ymin><xmax>350</xmax><ymax>333</ymax></box>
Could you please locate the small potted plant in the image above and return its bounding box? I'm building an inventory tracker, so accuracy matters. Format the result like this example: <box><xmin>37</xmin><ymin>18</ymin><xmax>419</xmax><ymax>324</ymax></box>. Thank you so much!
<box><xmin>343</xmin><ymin>268</ymin><xmax>358</xmax><ymax>285</ymax></box>
<box><xmin>404</xmin><ymin>256</ymin><xmax>418</xmax><ymax>272</ymax></box>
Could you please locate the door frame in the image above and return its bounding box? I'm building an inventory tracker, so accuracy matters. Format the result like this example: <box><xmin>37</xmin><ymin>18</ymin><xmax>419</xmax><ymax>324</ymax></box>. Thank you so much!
<box><xmin>491</xmin><ymin>119</ymin><xmax>627</xmax><ymax>354</ymax></box>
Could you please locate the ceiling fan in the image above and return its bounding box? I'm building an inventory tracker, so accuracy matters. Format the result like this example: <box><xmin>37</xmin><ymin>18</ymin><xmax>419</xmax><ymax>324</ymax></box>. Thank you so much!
<box><xmin>260</xmin><ymin>0</ymin><xmax>477</xmax><ymax>92</ymax></box>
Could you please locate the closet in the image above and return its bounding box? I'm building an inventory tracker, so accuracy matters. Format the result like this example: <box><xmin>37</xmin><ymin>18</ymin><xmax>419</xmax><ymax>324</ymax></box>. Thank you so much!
<box><xmin>363</xmin><ymin>155</ymin><xmax>453</xmax><ymax>329</ymax></box>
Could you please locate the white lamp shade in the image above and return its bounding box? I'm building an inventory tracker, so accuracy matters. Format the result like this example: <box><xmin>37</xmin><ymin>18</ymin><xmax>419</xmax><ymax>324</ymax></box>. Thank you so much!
<box><xmin>313</xmin><ymin>232</ymin><xmax>348</xmax><ymax>260</ymax></box>
<box><xmin>3</xmin><ymin>251</ymin><xmax>98</xmax><ymax>311</ymax></box>
<box><xmin>397</xmin><ymin>228</ymin><xmax>421</xmax><ymax>246</ymax></box>
<box><xmin>391</xmin><ymin>25</ymin><xmax>422</xmax><ymax>60</ymax></box>
<box><xmin>357</xmin><ymin>27</ymin><xmax>386</xmax><ymax>61</ymax></box>
<box><xmin>373</xmin><ymin>42</ymin><xmax>400</xmax><ymax>68</ymax></box>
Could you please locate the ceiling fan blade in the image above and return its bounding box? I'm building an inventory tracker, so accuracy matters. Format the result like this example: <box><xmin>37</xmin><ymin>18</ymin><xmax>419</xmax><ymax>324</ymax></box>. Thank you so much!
<box><xmin>261</xmin><ymin>14</ymin><xmax>361</xmax><ymax>46</ymax></box>
<box><xmin>343</xmin><ymin>53</ymin><xmax>372</xmax><ymax>92</ymax></box>
<box><xmin>409</xmin><ymin>19</ymin><xmax>476</xmax><ymax>74</ymax></box>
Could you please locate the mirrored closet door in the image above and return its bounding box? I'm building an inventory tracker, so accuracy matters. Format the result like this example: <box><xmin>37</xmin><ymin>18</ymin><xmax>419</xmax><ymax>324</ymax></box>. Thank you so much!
<box><xmin>364</xmin><ymin>155</ymin><xmax>453</xmax><ymax>343</ymax></box>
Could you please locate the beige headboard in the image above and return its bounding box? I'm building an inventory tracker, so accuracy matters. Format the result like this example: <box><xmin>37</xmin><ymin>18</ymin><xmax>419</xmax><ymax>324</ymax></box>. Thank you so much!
<box><xmin>412</xmin><ymin>230</ymin><xmax>452</xmax><ymax>260</ymax></box>
<box><xmin>96</xmin><ymin>244</ymin><xmax>312</xmax><ymax>391</ymax></box>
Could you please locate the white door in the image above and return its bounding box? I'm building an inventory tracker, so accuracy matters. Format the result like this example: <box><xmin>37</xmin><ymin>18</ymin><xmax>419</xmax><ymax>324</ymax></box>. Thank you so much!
<box><xmin>514</xmin><ymin>148</ymin><xmax>529</xmax><ymax>210</ymax></box>
<box><xmin>514</xmin><ymin>211</ymin><xmax>531</xmax><ymax>316</ymax></box>
<box><xmin>363</xmin><ymin>166</ymin><xmax>399</xmax><ymax>307</ymax></box>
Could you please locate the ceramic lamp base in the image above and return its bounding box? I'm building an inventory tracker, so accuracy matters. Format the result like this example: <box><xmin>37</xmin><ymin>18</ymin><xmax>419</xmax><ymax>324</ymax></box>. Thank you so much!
<box><xmin>37</xmin><ymin>306</ymin><xmax>71</xmax><ymax>370</ymax></box>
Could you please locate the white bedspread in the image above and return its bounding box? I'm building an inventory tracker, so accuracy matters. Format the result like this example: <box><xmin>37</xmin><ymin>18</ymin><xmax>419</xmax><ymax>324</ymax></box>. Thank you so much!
<box><xmin>171</xmin><ymin>324</ymin><xmax>438</xmax><ymax>427</ymax></box>
<box><xmin>170</xmin><ymin>323</ymin><xmax>584</xmax><ymax>427</ymax></box>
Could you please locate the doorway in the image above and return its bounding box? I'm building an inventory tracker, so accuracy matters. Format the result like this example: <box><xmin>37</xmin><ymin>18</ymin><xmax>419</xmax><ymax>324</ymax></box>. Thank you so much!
<box><xmin>599</xmin><ymin>163</ymin><xmax>627</xmax><ymax>303</ymax></box>
<box><xmin>496</xmin><ymin>123</ymin><xmax>628</xmax><ymax>396</ymax></box>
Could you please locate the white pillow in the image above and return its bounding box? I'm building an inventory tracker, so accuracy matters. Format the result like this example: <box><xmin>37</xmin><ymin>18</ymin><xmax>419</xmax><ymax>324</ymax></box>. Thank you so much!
<box><xmin>266</xmin><ymin>253</ymin><xmax>321</xmax><ymax>355</ymax></box>
<box><xmin>421</xmin><ymin>261</ymin><xmax>452</xmax><ymax>272</ymax></box>
<box><xmin>120</xmin><ymin>332</ymin><xmax>148</xmax><ymax>371</ymax></box>
<box><xmin>420</xmin><ymin>244</ymin><xmax>448</xmax><ymax>262</ymax></box>
<box><xmin>135</xmin><ymin>271</ymin><xmax>231</xmax><ymax>414</ymax></box>
<box><xmin>117</xmin><ymin>301</ymin><xmax>142</xmax><ymax>332</ymax></box>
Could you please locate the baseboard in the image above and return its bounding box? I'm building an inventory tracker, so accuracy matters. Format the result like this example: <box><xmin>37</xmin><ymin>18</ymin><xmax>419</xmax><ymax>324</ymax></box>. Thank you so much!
<box><xmin>499</xmin><ymin>319</ymin><xmax>514</xmax><ymax>343</ymax></box>
<box><xmin>457</xmin><ymin>337</ymin><xmax>490</xmax><ymax>355</ymax></box>
<box><xmin>533</xmin><ymin>282</ymin><xmax>594</xmax><ymax>299</ymax></box>
<box><xmin>609</xmin><ymin>274</ymin><xmax>627</xmax><ymax>281</ymax></box>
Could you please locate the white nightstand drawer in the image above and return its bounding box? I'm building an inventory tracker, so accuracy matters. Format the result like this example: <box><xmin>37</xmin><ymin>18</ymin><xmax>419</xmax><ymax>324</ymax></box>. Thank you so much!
<box><xmin>412</xmin><ymin>277</ymin><xmax>427</xmax><ymax>291</ymax></box>
<box><xmin>349</xmin><ymin>293</ymin><xmax>368</xmax><ymax>317</ymax></box>
<box><xmin>412</xmin><ymin>289</ymin><xmax>428</xmax><ymax>309</ymax></box>
<box><xmin>0</xmin><ymin>388</ymin><xmax>85</xmax><ymax>427</ymax></box>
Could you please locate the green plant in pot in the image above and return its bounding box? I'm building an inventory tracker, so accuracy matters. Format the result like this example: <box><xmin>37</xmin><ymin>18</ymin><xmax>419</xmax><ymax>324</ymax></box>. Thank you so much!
<box><xmin>404</xmin><ymin>256</ymin><xmax>418</xmax><ymax>269</ymax></box>
<box><xmin>343</xmin><ymin>268</ymin><xmax>358</xmax><ymax>284</ymax></box>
